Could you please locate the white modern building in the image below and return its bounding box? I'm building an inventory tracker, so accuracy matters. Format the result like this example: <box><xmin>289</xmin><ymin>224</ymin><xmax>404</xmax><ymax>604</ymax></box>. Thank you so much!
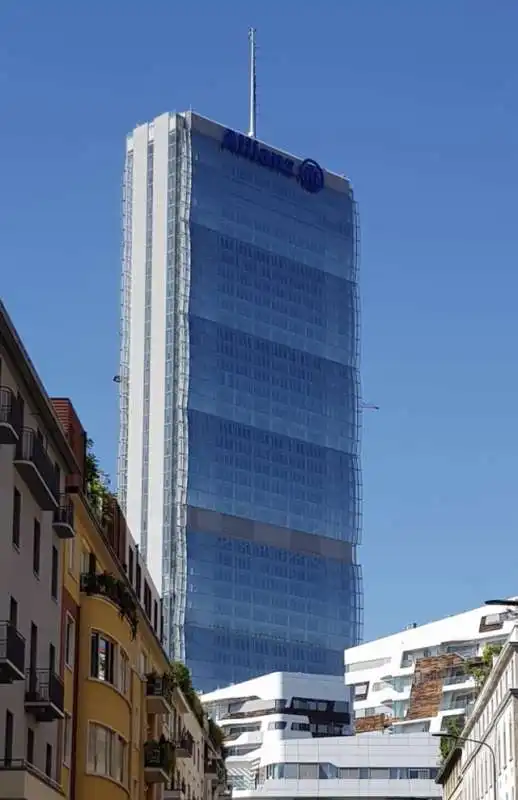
<box><xmin>201</xmin><ymin>672</ymin><xmax>441</xmax><ymax>800</ymax></box>
<box><xmin>345</xmin><ymin>602</ymin><xmax>517</xmax><ymax>735</ymax></box>
<box><xmin>436</xmin><ymin>624</ymin><xmax>518</xmax><ymax>800</ymax></box>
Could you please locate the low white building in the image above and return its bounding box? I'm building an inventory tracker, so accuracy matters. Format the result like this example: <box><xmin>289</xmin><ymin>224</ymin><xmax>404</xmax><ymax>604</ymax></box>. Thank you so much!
<box><xmin>344</xmin><ymin>602</ymin><xmax>517</xmax><ymax>734</ymax></box>
<box><xmin>437</xmin><ymin>624</ymin><xmax>518</xmax><ymax>800</ymax></box>
<box><xmin>201</xmin><ymin>672</ymin><xmax>441</xmax><ymax>800</ymax></box>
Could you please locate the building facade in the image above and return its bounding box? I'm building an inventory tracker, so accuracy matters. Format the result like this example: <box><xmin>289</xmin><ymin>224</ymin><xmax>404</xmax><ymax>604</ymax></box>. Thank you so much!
<box><xmin>0</xmin><ymin>300</ymin><xmax>227</xmax><ymax>800</ymax></box>
<box><xmin>52</xmin><ymin>398</ymin><xmax>227</xmax><ymax>800</ymax></box>
<box><xmin>344</xmin><ymin>603</ymin><xmax>516</xmax><ymax>735</ymax></box>
<box><xmin>436</xmin><ymin>624</ymin><xmax>518</xmax><ymax>800</ymax></box>
<box><xmin>118</xmin><ymin>110</ymin><xmax>362</xmax><ymax>690</ymax></box>
<box><xmin>0</xmin><ymin>301</ymin><xmax>79</xmax><ymax>800</ymax></box>
<box><xmin>201</xmin><ymin>672</ymin><xmax>440</xmax><ymax>800</ymax></box>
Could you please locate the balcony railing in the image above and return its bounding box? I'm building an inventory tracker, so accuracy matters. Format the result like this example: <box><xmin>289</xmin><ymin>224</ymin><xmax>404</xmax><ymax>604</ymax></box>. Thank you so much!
<box><xmin>146</xmin><ymin>673</ymin><xmax>175</xmax><ymax>714</ymax></box>
<box><xmin>144</xmin><ymin>739</ymin><xmax>175</xmax><ymax>783</ymax></box>
<box><xmin>25</xmin><ymin>668</ymin><xmax>64</xmax><ymax>721</ymax></box>
<box><xmin>53</xmin><ymin>495</ymin><xmax>75</xmax><ymax>539</ymax></box>
<box><xmin>0</xmin><ymin>621</ymin><xmax>25</xmax><ymax>683</ymax></box>
<box><xmin>176</xmin><ymin>730</ymin><xmax>194</xmax><ymax>759</ymax></box>
<box><xmin>14</xmin><ymin>429</ymin><xmax>59</xmax><ymax>510</ymax></box>
<box><xmin>0</xmin><ymin>387</ymin><xmax>21</xmax><ymax>444</ymax></box>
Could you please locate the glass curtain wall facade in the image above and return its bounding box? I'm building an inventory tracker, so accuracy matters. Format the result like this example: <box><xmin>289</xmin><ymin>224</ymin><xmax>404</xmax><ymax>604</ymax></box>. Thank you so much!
<box><xmin>119</xmin><ymin>112</ymin><xmax>362</xmax><ymax>692</ymax></box>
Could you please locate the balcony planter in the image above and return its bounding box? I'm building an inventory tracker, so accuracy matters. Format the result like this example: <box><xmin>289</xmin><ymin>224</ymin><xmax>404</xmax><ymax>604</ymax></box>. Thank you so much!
<box><xmin>144</xmin><ymin>737</ymin><xmax>175</xmax><ymax>783</ymax></box>
<box><xmin>80</xmin><ymin>571</ymin><xmax>138</xmax><ymax>639</ymax></box>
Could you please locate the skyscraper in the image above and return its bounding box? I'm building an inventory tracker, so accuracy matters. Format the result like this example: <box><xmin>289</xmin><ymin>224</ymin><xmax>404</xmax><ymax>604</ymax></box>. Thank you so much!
<box><xmin>118</xmin><ymin>111</ymin><xmax>362</xmax><ymax>691</ymax></box>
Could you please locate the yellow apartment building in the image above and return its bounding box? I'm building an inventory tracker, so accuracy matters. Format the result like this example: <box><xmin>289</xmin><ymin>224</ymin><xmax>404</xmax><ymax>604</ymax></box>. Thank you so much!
<box><xmin>52</xmin><ymin>399</ymin><xmax>227</xmax><ymax>800</ymax></box>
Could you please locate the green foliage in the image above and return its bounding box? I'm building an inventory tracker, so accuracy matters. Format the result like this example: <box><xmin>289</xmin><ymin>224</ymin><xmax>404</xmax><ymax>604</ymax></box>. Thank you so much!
<box><xmin>208</xmin><ymin>716</ymin><xmax>225</xmax><ymax>749</ymax></box>
<box><xmin>465</xmin><ymin>643</ymin><xmax>503</xmax><ymax>689</ymax></box>
<box><xmin>169</xmin><ymin>661</ymin><xmax>206</xmax><ymax>726</ymax></box>
<box><xmin>440</xmin><ymin>716</ymin><xmax>464</xmax><ymax>762</ymax></box>
<box><xmin>81</xmin><ymin>570</ymin><xmax>138</xmax><ymax>638</ymax></box>
<box><xmin>85</xmin><ymin>438</ymin><xmax>111</xmax><ymax>515</ymax></box>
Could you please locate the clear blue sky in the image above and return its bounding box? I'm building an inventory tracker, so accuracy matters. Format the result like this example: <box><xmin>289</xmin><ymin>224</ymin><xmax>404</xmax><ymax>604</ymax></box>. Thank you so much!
<box><xmin>1</xmin><ymin>0</ymin><xmax>517</xmax><ymax>642</ymax></box>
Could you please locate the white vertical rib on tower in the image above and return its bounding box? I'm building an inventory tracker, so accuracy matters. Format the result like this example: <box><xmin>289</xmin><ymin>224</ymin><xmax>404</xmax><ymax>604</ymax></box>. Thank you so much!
<box><xmin>248</xmin><ymin>27</ymin><xmax>257</xmax><ymax>139</ymax></box>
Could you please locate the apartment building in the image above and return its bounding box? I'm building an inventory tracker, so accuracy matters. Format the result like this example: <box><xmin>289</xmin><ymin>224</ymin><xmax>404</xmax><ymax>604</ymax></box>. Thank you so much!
<box><xmin>0</xmin><ymin>300</ymin><xmax>79</xmax><ymax>800</ymax></box>
<box><xmin>201</xmin><ymin>672</ymin><xmax>440</xmax><ymax>800</ymax></box>
<box><xmin>52</xmin><ymin>398</ymin><xmax>228</xmax><ymax>800</ymax></box>
<box><xmin>436</xmin><ymin>624</ymin><xmax>518</xmax><ymax>800</ymax></box>
<box><xmin>0</xmin><ymin>300</ymin><xmax>227</xmax><ymax>800</ymax></box>
<box><xmin>344</xmin><ymin>603</ymin><xmax>516</xmax><ymax>735</ymax></box>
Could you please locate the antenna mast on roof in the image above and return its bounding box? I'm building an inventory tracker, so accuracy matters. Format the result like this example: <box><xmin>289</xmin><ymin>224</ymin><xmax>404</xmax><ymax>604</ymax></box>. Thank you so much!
<box><xmin>248</xmin><ymin>27</ymin><xmax>257</xmax><ymax>139</ymax></box>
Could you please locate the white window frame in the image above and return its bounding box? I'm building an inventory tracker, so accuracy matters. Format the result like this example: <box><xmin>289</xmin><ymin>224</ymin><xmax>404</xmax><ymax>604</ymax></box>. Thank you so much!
<box><xmin>87</xmin><ymin>722</ymin><xmax>127</xmax><ymax>785</ymax></box>
<box><xmin>65</xmin><ymin>614</ymin><xmax>75</xmax><ymax>669</ymax></box>
<box><xmin>63</xmin><ymin>713</ymin><xmax>72</xmax><ymax>766</ymax></box>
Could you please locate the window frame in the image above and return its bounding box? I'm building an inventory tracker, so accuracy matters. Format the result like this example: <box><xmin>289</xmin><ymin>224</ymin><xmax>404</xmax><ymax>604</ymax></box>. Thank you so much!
<box><xmin>65</xmin><ymin>614</ymin><xmax>76</xmax><ymax>670</ymax></box>
<box><xmin>87</xmin><ymin>721</ymin><xmax>127</xmax><ymax>785</ymax></box>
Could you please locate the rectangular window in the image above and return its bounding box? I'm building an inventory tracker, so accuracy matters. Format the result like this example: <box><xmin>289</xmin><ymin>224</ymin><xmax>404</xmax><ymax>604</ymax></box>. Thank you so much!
<box><xmin>63</xmin><ymin>714</ymin><xmax>72</xmax><ymax>766</ymax></box>
<box><xmin>65</xmin><ymin>615</ymin><xmax>75</xmax><ymax>669</ymax></box>
<box><xmin>128</xmin><ymin>547</ymin><xmax>134</xmax><ymax>584</ymax></box>
<box><xmin>4</xmin><ymin>711</ymin><xmax>13</xmax><ymax>765</ymax></box>
<box><xmin>119</xmin><ymin>650</ymin><xmax>129</xmax><ymax>695</ymax></box>
<box><xmin>135</xmin><ymin>563</ymin><xmax>141</xmax><ymax>598</ymax></box>
<box><xmin>80</xmin><ymin>548</ymin><xmax>90</xmax><ymax>576</ymax></box>
<box><xmin>91</xmin><ymin>632</ymin><xmax>115</xmax><ymax>684</ymax></box>
<box><xmin>144</xmin><ymin>582</ymin><xmax>151</xmax><ymax>618</ymax></box>
<box><xmin>33</xmin><ymin>519</ymin><xmax>41</xmax><ymax>575</ymax></box>
<box><xmin>45</xmin><ymin>743</ymin><xmax>52</xmax><ymax>778</ymax></box>
<box><xmin>51</xmin><ymin>546</ymin><xmax>58</xmax><ymax>599</ymax></box>
<box><xmin>12</xmin><ymin>489</ymin><xmax>21</xmax><ymax>548</ymax></box>
<box><xmin>27</xmin><ymin>728</ymin><xmax>34</xmax><ymax>764</ymax></box>
<box><xmin>87</xmin><ymin>723</ymin><xmax>127</xmax><ymax>784</ymax></box>
<box><xmin>9</xmin><ymin>597</ymin><xmax>17</xmax><ymax>627</ymax></box>
<box><xmin>153</xmin><ymin>600</ymin><xmax>158</xmax><ymax>631</ymax></box>
<box><xmin>68</xmin><ymin>538</ymin><xmax>75</xmax><ymax>573</ymax></box>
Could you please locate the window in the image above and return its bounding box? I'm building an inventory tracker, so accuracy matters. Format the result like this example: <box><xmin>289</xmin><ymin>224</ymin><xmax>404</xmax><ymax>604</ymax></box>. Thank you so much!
<box><xmin>63</xmin><ymin>714</ymin><xmax>72</xmax><ymax>766</ymax></box>
<box><xmin>49</xmin><ymin>643</ymin><xmax>56</xmax><ymax>673</ymax></box>
<box><xmin>27</xmin><ymin>728</ymin><xmax>34</xmax><ymax>764</ymax></box>
<box><xmin>91</xmin><ymin>633</ymin><xmax>115</xmax><ymax>685</ymax></box>
<box><xmin>51</xmin><ymin>546</ymin><xmax>58</xmax><ymax>599</ymax></box>
<box><xmin>68</xmin><ymin>539</ymin><xmax>75</xmax><ymax>573</ymax></box>
<box><xmin>33</xmin><ymin>519</ymin><xmax>41</xmax><ymax>575</ymax></box>
<box><xmin>135</xmin><ymin>563</ymin><xmax>141</xmax><ymax>598</ymax></box>
<box><xmin>45</xmin><ymin>743</ymin><xmax>52</xmax><ymax>778</ymax></box>
<box><xmin>128</xmin><ymin>547</ymin><xmax>134</xmax><ymax>584</ymax></box>
<box><xmin>9</xmin><ymin>597</ymin><xmax>17</xmax><ymax>627</ymax></box>
<box><xmin>144</xmin><ymin>582</ymin><xmax>152</xmax><ymax>617</ymax></box>
<box><xmin>87</xmin><ymin>723</ymin><xmax>127</xmax><ymax>784</ymax></box>
<box><xmin>353</xmin><ymin>681</ymin><xmax>369</xmax><ymax>700</ymax></box>
<box><xmin>4</xmin><ymin>711</ymin><xmax>13</xmax><ymax>765</ymax></box>
<box><xmin>80</xmin><ymin>548</ymin><xmax>90</xmax><ymax>576</ymax></box>
<box><xmin>65</xmin><ymin>615</ymin><xmax>75</xmax><ymax>669</ymax></box>
<box><xmin>12</xmin><ymin>489</ymin><xmax>21</xmax><ymax>548</ymax></box>
<box><xmin>153</xmin><ymin>600</ymin><xmax>158</xmax><ymax>631</ymax></box>
<box><xmin>268</xmin><ymin>721</ymin><xmax>287</xmax><ymax>730</ymax></box>
<box><xmin>119</xmin><ymin>650</ymin><xmax>129</xmax><ymax>695</ymax></box>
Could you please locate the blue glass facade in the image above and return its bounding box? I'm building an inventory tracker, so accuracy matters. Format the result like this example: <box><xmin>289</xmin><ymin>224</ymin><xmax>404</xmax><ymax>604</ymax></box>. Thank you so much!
<box><xmin>174</xmin><ymin>124</ymin><xmax>363</xmax><ymax>691</ymax></box>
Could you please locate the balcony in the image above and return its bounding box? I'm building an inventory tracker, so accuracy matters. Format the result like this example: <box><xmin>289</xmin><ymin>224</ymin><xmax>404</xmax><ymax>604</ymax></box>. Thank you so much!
<box><xmin>14</xmin><ymin>429</ymin><xmax>59</xmax><ymax>510</ymax></box>
<box><xmin>24</xmin><ymin>669</ymin><xmax>64</xmax><ymax>722</ymax></box>
<box><xmin>165</xmin><ymin>780</ymin><xmax>186</xmax><ymax>800</ymax></box>
<box><xmin>176</xmin><ymin>730</ymin><xmax>194</xmax><ymax>759</ymax></box>
<box><xmin>146</xmin><ymin>672</ymin><xmax>174</xmax><ymax>715</ymax></box>
<box><xmin>52</xmin><ymin>495</ymin><xmax>75</xmax><ymax>539</ymax></box>
<box><xmin>0</xmin><ymin>621</ymin><xmax>25</xmax><ymax>683</ymax></box>
<box><xmin>144</xmin><ymin>739</ymin><xmax>174</xmax><ymax>784</ymax></box>
<box><xmin>0</xmin><ymin>388</ymin><xmax>21</xmax><ymax>445</ymax></box>
<box><xmin>80</xmin><ymin>571</ymin><xmax>138</xmax><ymax>639</ymax></box>
<box><xmin>0</xmin><ymin>759</ymin><xmax>63</xmax><ymax>800</ymax></box>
